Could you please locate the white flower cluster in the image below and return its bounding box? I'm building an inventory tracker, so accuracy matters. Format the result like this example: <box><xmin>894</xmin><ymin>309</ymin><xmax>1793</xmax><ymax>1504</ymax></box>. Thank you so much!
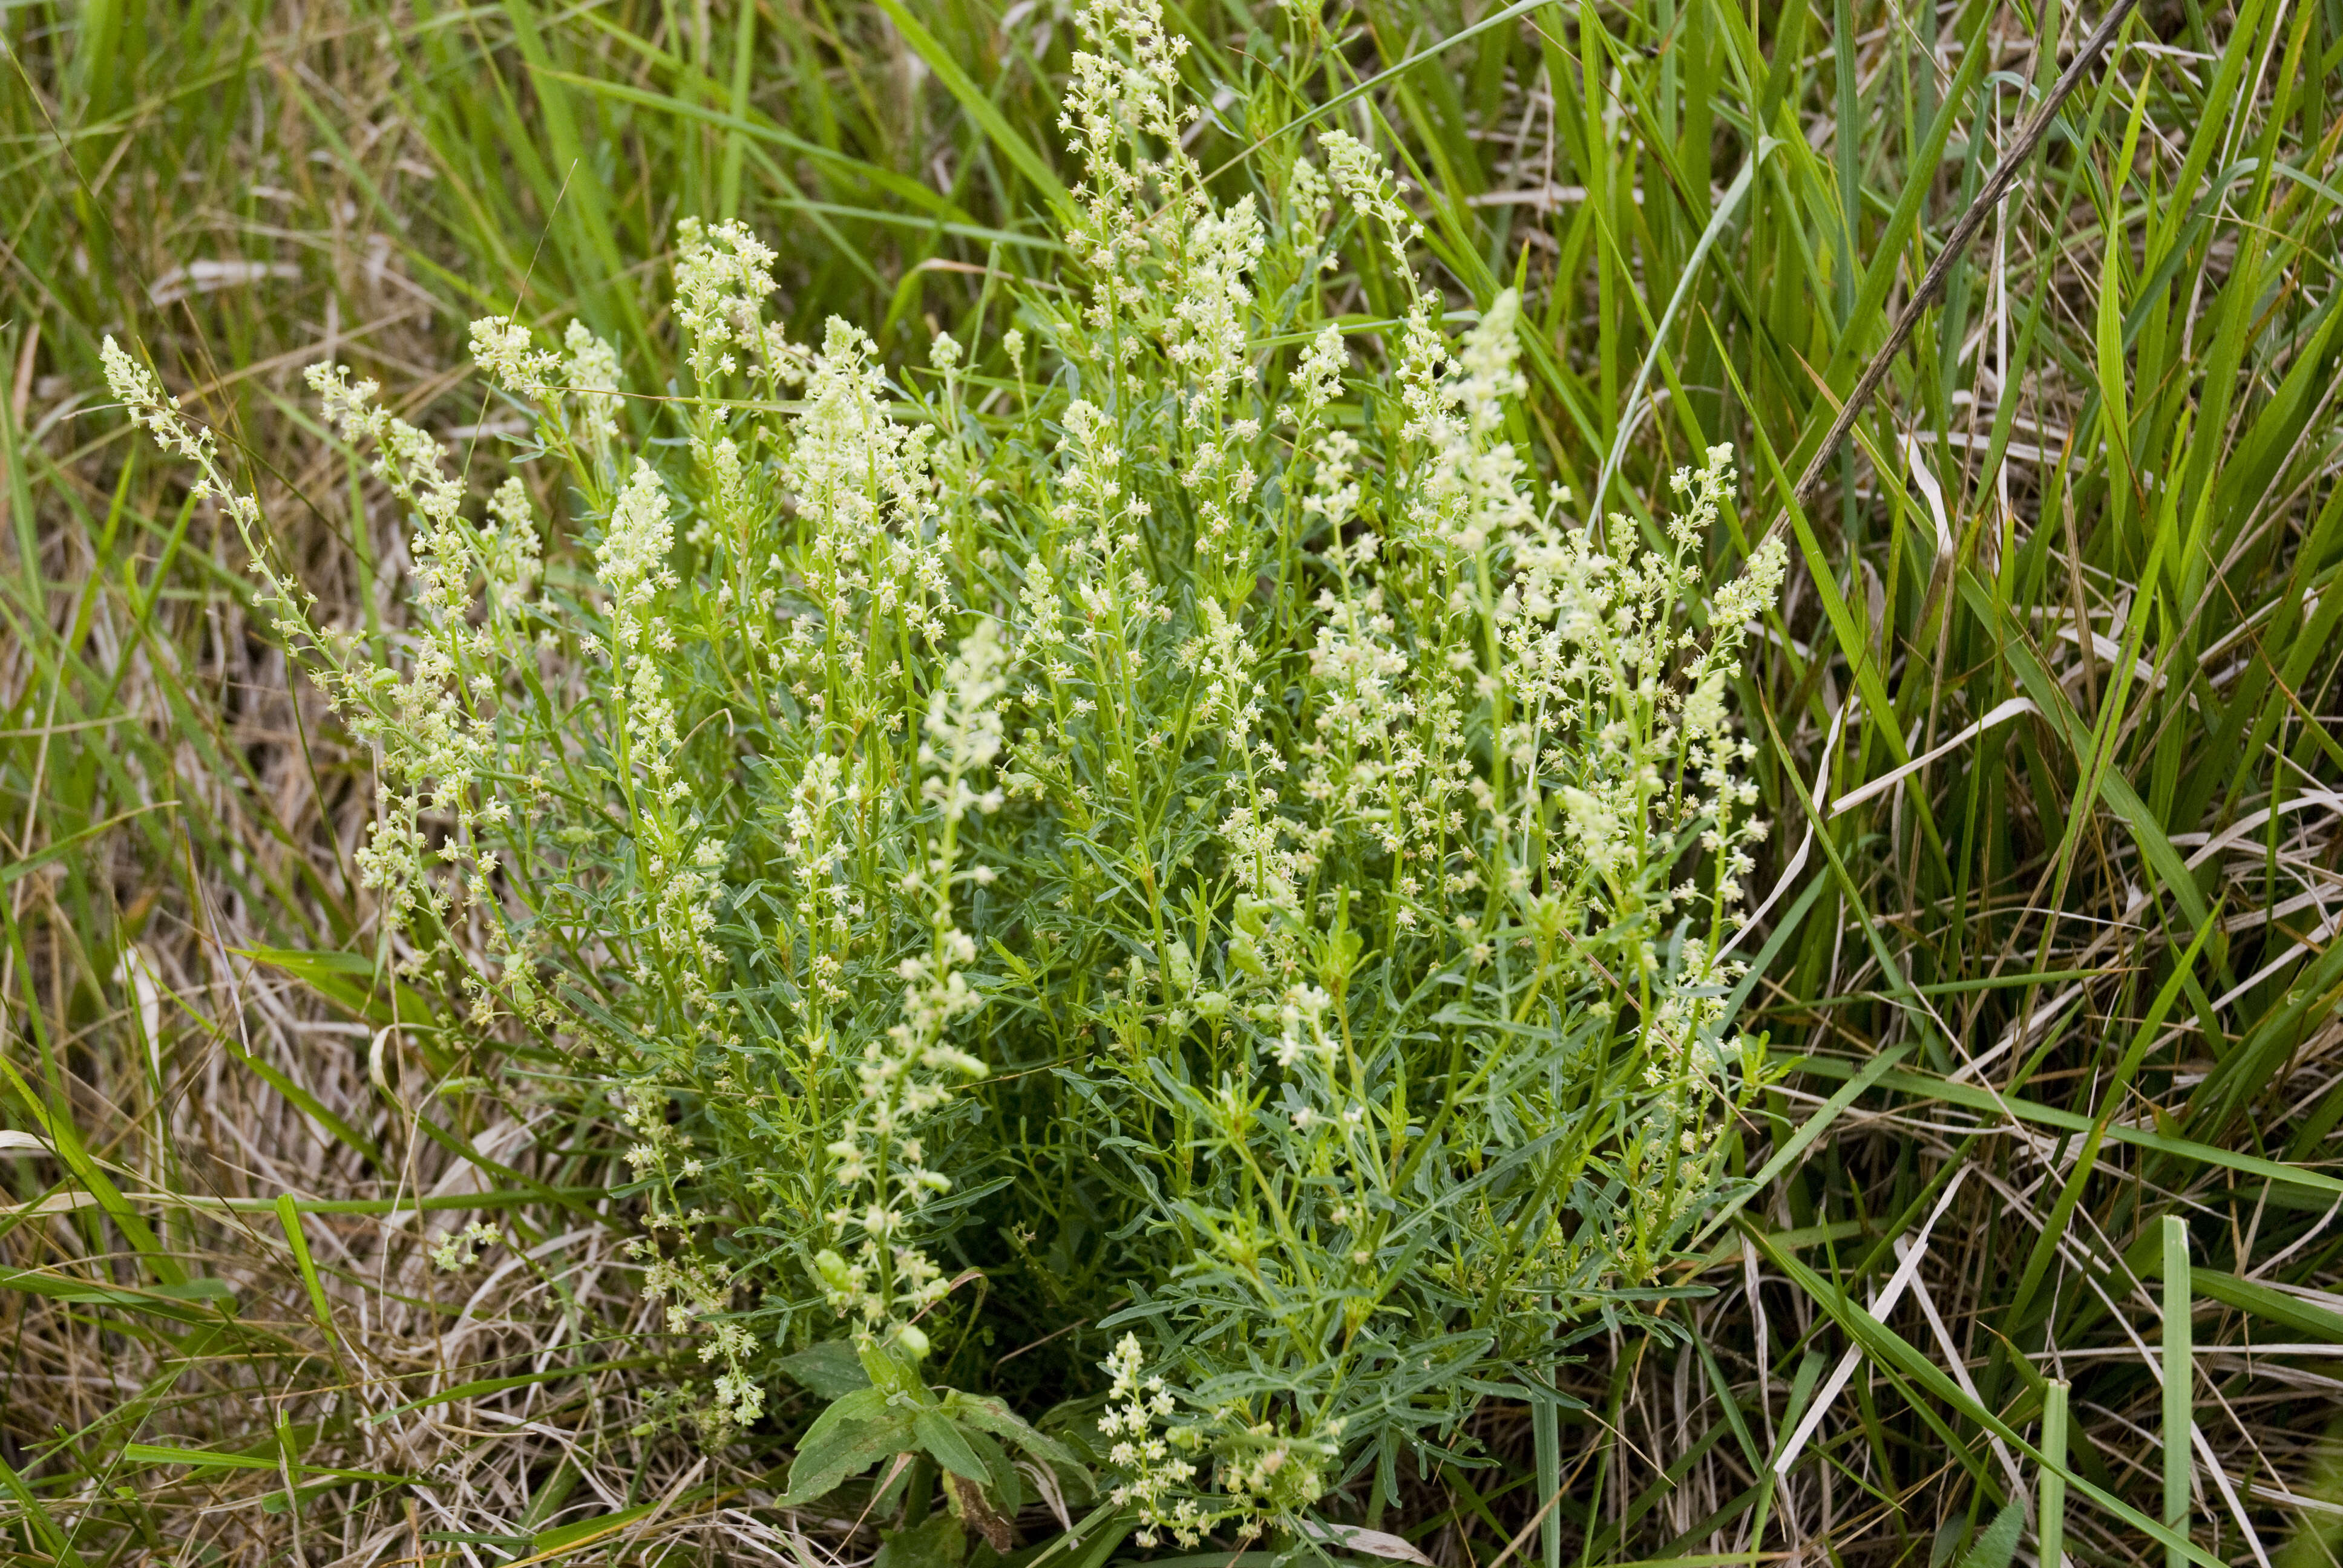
<box><xmin>468</xmin><ymin>316</ymin><xmax>555</xmax><ymax>399</ymax></box>
<box><xmin>595</xmin><ymin>460</ymin><xmax>726</xmax><ymax>990</ymax></box>
<box><xmin>1292</xmin><ymin>323</ymin><xmax>1348</xmax><ymax>429</ymax></box>
<box><xmin>1055</xmin><ymin>0</ymin><xmax>1277</xmax><ymax>572</ymax></box>
<box><xmin>814</xmin><ymin>624</ymin><xmax>1004</xmax><ymax>1327</ymax></box>
<box><xmin>1097</xmin><ymin>1334</ymin><xmax>1205</xmax><ymax>1546</ymax></box>
<box><xmin>482</xmin><ymin>478</ymin><xmax>545</xmax><ymax>615</ymax></box>
<box><xmin>781</xmin><ymin>750</ymin><xmax>859</xmax><ymax>1007</ymax></box>
<box><xmin>562</xmin><ymin>321</ymin><xmax>625</xmax><ymax>451</ymax></box>
<box><xmin>100</xmin><ymin>338</ymin><xmax>260</xmax><ymax>532</ymax></box>
<box><xmin>471</xmin><ymin>311</ymin><xmax>737</xmax><ymax>1017</ymax></box>
<box><xmin>103</xmin><ymin>0</ymin><xmax>1795</xmax><ymax>1477</ymax></box>
<box><xmin>471</xmin><ymin>314</ymin><xmax>628</xmax><ymax>477</ymax></box>
<box><xmin>673</xmin><ymin>216</ymin><xmax>799</xmax><ymax>390</ymax></box>
<box><xmin>1027</xmin><ymin>16</ymin><xmax>1789</xmax><ymax>1471</ymax></box>
<box><xmin>430</xmin><ymin>1220</ymin><xmax>503</xmax><ymax>1272</ymax></box>
<box><xmin>785</xmin><ymin>319</ymin><xmax>951</xmax><ymax>659</ymax></box>
<box><xmin>1319</xmin><ymin>128</ymin><xmax>1423</xmax><ymax>276</ymax></box>
<box><xmin>1095</xmin><ymin>1334</ymin><xmax>1342</xmax><ymax>1548</ymax></box>
<box><xmin>999</xmin><ymin>397</ymin><xmax>1176</xmax><ymax>811</ymax></box>
<box><xmin>640</xmin><ymin>1246</ymin><xmax>764</xmax><ymax>1428</ymax></box>
<box><xmin>1060</xmin><ymin>0</ymin><xmax>1193</xmax><ymax>348</ymax></box>
<box><xmin>1400</xmin><ymin>292</ymin><xmax>1537</xmax><ymax>554</ymax></box>
<box><xmin>283</xmin><ymin>362</ymin><xmax>547</xmax><ymax>1005</ymax></box>
<box><xmin>606</xmin><ymin>1079</ymin><xmax>769</xmax><ymax>1430</ymax></box>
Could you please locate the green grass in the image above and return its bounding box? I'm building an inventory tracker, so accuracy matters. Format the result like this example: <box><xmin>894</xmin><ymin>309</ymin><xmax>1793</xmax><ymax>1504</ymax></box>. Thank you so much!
<box><xmin>5</xmin><ymin>0</ymin><xmax>2343</xmax><ymax>1564</ymax></box>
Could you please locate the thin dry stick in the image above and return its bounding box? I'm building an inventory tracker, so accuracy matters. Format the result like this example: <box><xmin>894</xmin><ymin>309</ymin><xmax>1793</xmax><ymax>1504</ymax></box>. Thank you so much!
<box><xmin>1767</xmin><ymin>0</ymin><xmax>2143</xmax><ymax>537</ymax></box>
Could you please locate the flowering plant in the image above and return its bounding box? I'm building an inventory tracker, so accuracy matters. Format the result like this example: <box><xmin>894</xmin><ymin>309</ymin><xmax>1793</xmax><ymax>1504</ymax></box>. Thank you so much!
<box><xmin>105</xmin><ymin>0</ymin><xmax>1784</xmax><ymax>1547</ymax></box>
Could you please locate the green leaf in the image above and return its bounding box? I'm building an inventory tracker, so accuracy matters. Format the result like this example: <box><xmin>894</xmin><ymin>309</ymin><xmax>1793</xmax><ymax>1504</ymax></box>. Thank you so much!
<box><xmin>121</xmin><ymin>1443</ymin><xmax>407</xmax><ymax>1483</ymax></box>
<box><xmin>1294</xmin><ymin>1521</ymin><xmax>1435</xmax><ymax>1564</ymax></box>
<box><xmin>875</xmin><ymin>1513</ymin><xmax>968</xmax><ymax>1568</ymax></box>
<box><xmin>534</xmin><ymin>1503</ymin><xmax>657</xmax><ymax>1553</ymax></box>
<box><xmin>781</xmin><ymin>1387</ymin><xmax>916</xmax><ymax>1506</ymax></box>
<box><xmin>779</xmin><ymin>1338</ymin><xmax>876</xmax><ymax>1399</ymax></box>
<box><xmin>1245</xmin><ymin>0</ymin><xmax>1560</xmax><ymax>151</ymax></box>
<box><xmin>1789</xmin><ymin>1056</ymin><xmax>2343</xmax><ymax>1201</ymax></box>
<box><xmin>866</xmin><ymin>0</ymin><xmax>1069</xmax><ymax>212</ymax></box>
<box><xmin>942</xmin><ymin>1390</ymin><xmax>1083</xmax><ymax>1471</ymax></box>
<box><xmin>240</xmin><ymin>946</ymin><xmax>444</xmax><ymax>1033</ymax></box>
<box><xmin>0</xmin><ymin>1449</ymin><xmax>87</xmax><ymax>1568</ymax></box>
<box><xmin>529</xmin><ymin>67</ymin><xmax>977</xmax><ymax>227</ymax></box>
<box><xmin>917</xmin><ymin>1409</ymin><xmax>992</xmax><ymax>1483</ymax></box>
<box><xmin>795</xmin><ymin>1384</ymin><xmax>893</xmax><ymax>1448</ymax></box>
<box><xmin>1693</xmin><ymin>1042</ymin><xmax>1912</xmax><ymax>1246</ymax></box>
<box><xmin>2180</xmin><ymin>1269</ymin><xmax>2343</xmax><ymax>1343</ymax></box>
<box><xmin>1953</xmin><ymin>1500</ymin><xmax>2025</xmax><ymax>1568</ymax></box>
<box><xmin>0</xmin><ymin>1052</ymin><xmax>185</xmax><ymax>1286</ymax></box>
<box><xmin>0</xmin><ymin>802</ymin><xmax>174</xmax><ymax>886</ymax></box>
<box><xmin>0</xmin><ymin>1268</ymin><xmax>236</xmax><ymax>1324</ymax></box>
<box><xmin>365</xmin><ymin>1358</ymin><xmax>658</xmax><ymax>1424</ymax></box>
<box><xmin>275</xmin><ymin>1193</ymin><xmax>333</xmax><ymax>1331</ymax></box>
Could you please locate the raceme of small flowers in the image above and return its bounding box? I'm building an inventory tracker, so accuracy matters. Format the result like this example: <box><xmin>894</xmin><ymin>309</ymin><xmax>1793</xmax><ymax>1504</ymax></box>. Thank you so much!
<box><xmin>102</xmin><ymin>0</ymin><xmax>1789</xmax><ymax>1529</ymax></box>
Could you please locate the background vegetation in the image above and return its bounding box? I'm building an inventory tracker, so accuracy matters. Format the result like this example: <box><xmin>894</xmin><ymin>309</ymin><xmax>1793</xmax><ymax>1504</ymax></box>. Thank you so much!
<box><xmin>4</xmin><ymin>1</ymin><xmax>2342</xmax><ymax>1565</ymax></box>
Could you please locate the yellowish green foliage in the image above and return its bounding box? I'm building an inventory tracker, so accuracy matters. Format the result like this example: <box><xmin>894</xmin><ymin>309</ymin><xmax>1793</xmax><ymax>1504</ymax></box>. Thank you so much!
<box><xmin>108</xmin><ymin>0</ymin><xmax>1786</xmax><ymax>1537</ymax></box>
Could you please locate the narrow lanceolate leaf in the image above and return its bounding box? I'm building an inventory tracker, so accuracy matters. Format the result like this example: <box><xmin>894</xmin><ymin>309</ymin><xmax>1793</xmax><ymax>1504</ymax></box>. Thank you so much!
<box><xmin>533</xmin><ymin>1503</ymin><xmax>658</xmax><ymax>1554</ymax></box>
<box><xmin>275</xmin><ymin>1193</ymin><xmax>335</xmax><ymax>1333</ymax></box>
<box><xmin>867</xmin><ymin>0</ymin><xmax>1069</xmax><ymax>212</ymax></box>
<box><xmin>2163</xmin><ymin>1217</ymin><xmax>2193</xmax><ymax>1568</ymax></box>
<box><xmin>943</xmin><ymin>1390</ymin><xmax>1081</xmax><ymax>1469</ymax></box>
<box><xmin>915</xmin><ymin>1410</ymin><xmax>992</xmax><ymax>1483</ymax></box>
<box><xmin>1294</xmin><ymin>1521</ymin><xmax>1435</xmax><ymax>1565</ymax></box>
<box><xmin>120</xmin><ymin>1444</ymin><xmax>408</xmax><ymax>1483</ymax></box>
<box><xmin>2041</xmin><ymin>1382</ymin><xmax>2070</xmax><ymax>1568</ymax></box>
<box><xmin>1791</xmin><ymin>1048</ymin><xmax>2343</xmax><ymax>1198</ymax></box>
<box><xmin>0</xmin><ymin>1053</ymin><xmax>185</xmax><ymax>1287</ymax></box>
